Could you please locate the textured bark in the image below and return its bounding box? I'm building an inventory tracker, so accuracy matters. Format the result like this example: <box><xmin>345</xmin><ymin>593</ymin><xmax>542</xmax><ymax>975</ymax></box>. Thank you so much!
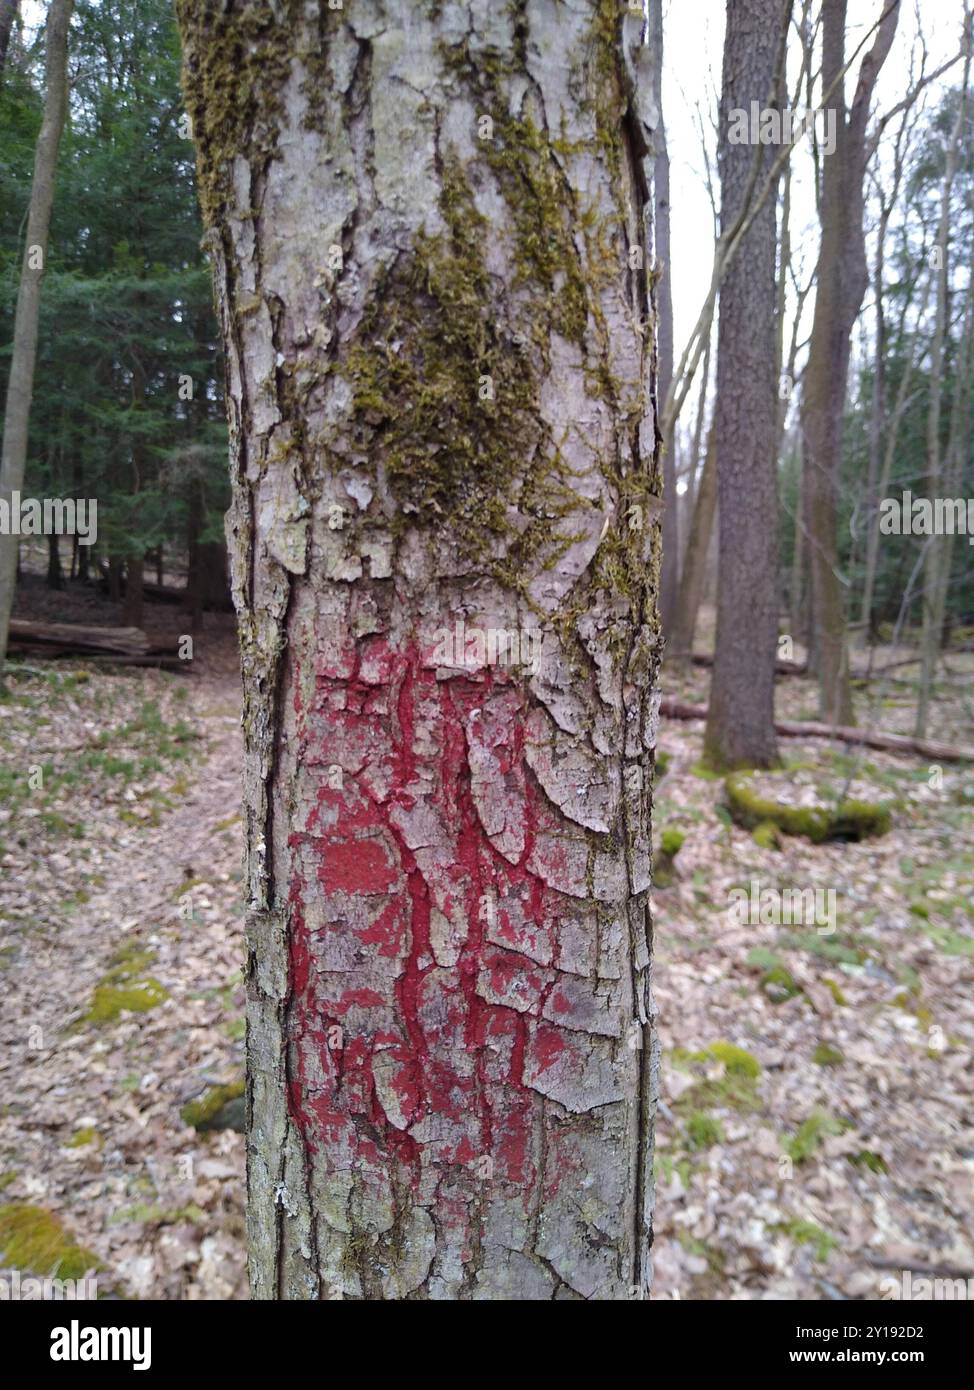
<box><xmin>647</xmin><ymin>0</ymin><xmax>678</xmax><ymax>634</ymax></box>
<box><xmin>799</xmin><ymin>0</ymin><xmax>899</xmax><ymax>724</ymax></box>
<box><xmin>703</xmin><ymin>0</ymin><xmax>783</xmax><ymax>769</ymax></box>
<box><xmin>0</xmin><ymin>0</ymin><xmax>73</xmax><ymax>677</ymax></box>
<box><xmin>179</xmin><ymin>0</ymin><xmax>661</xmax><ymax>1301</ymax></box>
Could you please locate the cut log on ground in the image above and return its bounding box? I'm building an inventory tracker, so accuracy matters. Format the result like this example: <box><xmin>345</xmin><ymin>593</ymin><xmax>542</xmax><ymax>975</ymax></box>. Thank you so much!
<box><xmin>7</xmin><ymin>619</ymin><xmax>188</xmax><ymax>669</ymax></box>
<box><xmin>685</xmin><ymin>651</ymin><xmax>807</xmax><ymax>676</ymax></box>
<box><xmin>659</xmin><ymin>697</ymin><xmax>974</xmax><ymax>762</ymax></box>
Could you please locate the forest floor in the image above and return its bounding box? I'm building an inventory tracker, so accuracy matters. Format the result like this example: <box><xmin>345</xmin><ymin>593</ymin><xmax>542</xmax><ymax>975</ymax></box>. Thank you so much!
<box><xmin>0</xmin><ymin>581</ymin><xmax>971</xmax><ymax>1300</ymax></box>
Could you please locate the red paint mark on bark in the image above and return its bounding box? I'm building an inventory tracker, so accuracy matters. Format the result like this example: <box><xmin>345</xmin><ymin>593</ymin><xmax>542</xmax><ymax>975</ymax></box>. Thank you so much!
<box><xmin>283</xmin><ymin>638</ymin><xmax>575</xmax><ymax>1203</ymax></box>
<box><xmin>318</xmin><ymin>837</ymin><xmax>398</xmax><ymax>894</ymax></box>
<box><xmin>532</xmin><ymin>1024</ymin><xmax>568</xmax><ymax>1074</ymax></box>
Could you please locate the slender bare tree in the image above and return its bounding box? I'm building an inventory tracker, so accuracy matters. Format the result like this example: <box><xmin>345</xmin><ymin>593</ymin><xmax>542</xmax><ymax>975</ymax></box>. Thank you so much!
<box><xmin>916</xmin><ymin>9</ymin><xmax>972</xmax><ymax>735</ymax></box>
<box><xmin>0</xmin><ymin>0</ymin><xmax>74</xmax><ymax>679</ymax></box>
<box><xmin>799</xmin><ymin>0</ymin><xmax>900</xmax><ymax>725</ymax></box>
<box><xmin>648</xmin><ymin>0</ymin><xmax>679</xmax><ymax>634</ymax></box>
<box><xmin>0</xmin><ymin>0</ymin><xmax>18</xmax><ymax>79</ymax></box>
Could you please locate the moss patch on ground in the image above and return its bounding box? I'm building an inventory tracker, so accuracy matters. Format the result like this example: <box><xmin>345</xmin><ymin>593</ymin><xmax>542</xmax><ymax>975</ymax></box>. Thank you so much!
<box><xmin>726</xmin><ymin>771</ymin><xmax>892</xmax><ymax>843</ymax></box>
<box><xmin>180</xmin><ymin>1080</ymin><xmax>245</xmax><ymax>1133</ymax></box>
<box><xmin>0</xmin><ymin>1203</ymin><xmax>101</xmax><ymax>1278</ymax></box>
<box><xmin>654</xmin><ymin>827</ymin><xmax>686</xmax><ymax>888</ymax></box>
<box><xmin>79</xmin><ymin>938</ymin><xmax>169</xmax><ymax>1026</ymax></box>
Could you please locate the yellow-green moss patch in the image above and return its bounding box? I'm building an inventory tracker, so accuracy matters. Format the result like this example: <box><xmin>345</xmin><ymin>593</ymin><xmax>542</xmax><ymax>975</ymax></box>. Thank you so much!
<box><xmin>726</xmin><ymin>771</ymin><xmax>892</xmax><ymax>843</ymax></box>
<box><xmin>0</xmin><ymin>1204</ymin><xmax>100</xmax><ymax>1279</ymax></box>
<box><xmin>84</xmin><ymin>980</ymin><xmax>168</xmax><ymax>1023</ymax></box>
<box><xmin>78</xmin><ymin>936</ymin><xmax>169</xmax><ymax>1026</ymax></box>
<box><xmin>65</xmin><ymin>1127</ymin><xmax>101</xmax><ymax>1149</ymax></box>
<box><xmin>654</xmin><ymin>827</ymin><xmax>685</xmax><ymax>888</ymax></box>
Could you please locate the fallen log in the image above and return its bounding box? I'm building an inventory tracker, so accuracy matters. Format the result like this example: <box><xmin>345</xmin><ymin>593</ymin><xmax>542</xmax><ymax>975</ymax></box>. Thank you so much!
<box><xmin>7</xmin><ymin>619</ymin><xmax>188</xmax><ymax>668</ymax></box>
<box><xmin>658</xmin><ymin>697</ymin><xmax>974</xmax><ymax>763</ymax></box>
<box><xmin>8</xmin><ymin>619</ymin><xmax>149</xmax><ymax>655</ymax></box>
<box><xmin>685</xmin><ymin>651</ymin><xmax>807</xmax><ymax>676</ymax></box>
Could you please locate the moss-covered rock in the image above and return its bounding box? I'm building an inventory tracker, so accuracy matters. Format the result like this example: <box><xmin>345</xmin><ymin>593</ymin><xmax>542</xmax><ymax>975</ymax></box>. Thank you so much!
<box><xmin>726</xmin><ymin>770</ymin><xmax>891</xmax><ymax>843</ymax></box>
<box><xmin>181</xmin><ymin>1080</ymin><xmax>245</xmax><ymax>1133</ymax></box>
<box><xmin>0</xmin><ymin>1203</ymin><xmax>100</xmax><ymax>1279</ymax></box>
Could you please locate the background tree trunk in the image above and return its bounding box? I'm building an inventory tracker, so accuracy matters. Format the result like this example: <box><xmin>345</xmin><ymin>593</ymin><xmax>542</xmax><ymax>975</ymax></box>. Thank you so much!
<box><xmin>703</xmin><ymin>0</ymin><xmax>784</xmax><ymax>769</ymax></box>
<box><xmin>122</xmin><ymin>553</ymin><xmax>143</xmax><ymax>627</ymax></box>
<box><xmin>916</xmin><ymin>24</ymin><xmax>971</xmax><ymax>735</ymax></box>
<box><xmin>648</xmin><ymin>0</ymin><xmax>678</xmax><ymax>635</ymax></box>
<box><xmin>672</xmin><ymin>426</ymin><xmax>717</xmax><ymax>662</ymax></box>
<box><xmin>0</xmin><ymin>0</ymin><xmax>73</xmax><ymax>678</ymax></box>
<box><xmin>0</xmin><ymin>0</ymin><xmax>18</xmax><ymax>79</ymax></box>
<box><xmin>799</xmin><ymin>0</ymin><xmax>899</xmax><ymax>724</ymax></box>
<box><xmin>179</xmin><ymin>0</ymin><xmax>661</xmax><ymax>1301</ymax></box>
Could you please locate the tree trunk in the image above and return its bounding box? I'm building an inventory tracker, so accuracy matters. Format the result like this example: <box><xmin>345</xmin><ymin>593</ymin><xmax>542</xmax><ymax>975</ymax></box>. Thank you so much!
<box><xmin>179</xmin><ymin>0</ymin><xmax>661</xmax><ymax>1301</ymax></box>
<box><xmin>73</xmin><ymin>453</ymin><xmax>89</xmax><ymax>583</ymax></box>
<box><xmin>46</xmin><ymin>533</ymin><xmax>63</xmax><ymax>590</ymax></box>
<box><xmin>0</xmin><ymin>0</ymin><xmax>73</xmax><ymax>678</ymax></box>
<box><xmin>916</xmin><ymin>31</ymin><xmax>971</xmax><ymax>736</ymax></box>
<box><xmin>859</xmin><ymin>232</ymin><xmax>887</xmax><ymax>639</ymax></box>
<box><xmin>648</xmin><ymin>0</ymin><xmax>678</xmax><ymax>635</ymax></box>
<box><xmin>671</xmin><ymin>426</ymin><xmax>717</xmax><ymax>661</ymax></box>
<box><xmin>703</xmin><ymin>0</ymin><xmax>784</xmax><ymax>770</ymax></box>
<box><xmin>789</xmin><ymin>430</ymin><xmax>806</xmax><ymax>641</ymax></box>
<box><xmin>184</xmin><ymin>475</ymin><xmax>205</xmax><ymax>631</ymax></box>
<box><xmin>122</xmin><ymin>554</ymin><xmax>144</xmax><ymax>628</ymax></box>
<box><xmin>799</xmin><ymin>0</ymin><xmax>899</xmax><ymax>724</ymax></box>
<box><xmin>0</xmin><ymin>0</ymin><xmax>17</xmax><ymax>78</ymax></box>
<box><xmin>106</xmin><ymin>555</ymin><xmax>123</xmax><ymax>603</ymax></box>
